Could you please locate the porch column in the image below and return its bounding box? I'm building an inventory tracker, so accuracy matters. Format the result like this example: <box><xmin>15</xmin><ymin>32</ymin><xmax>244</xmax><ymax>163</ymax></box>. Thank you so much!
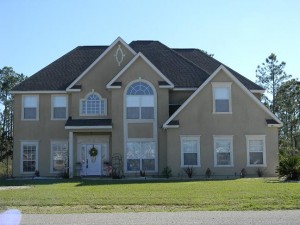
<box><xmin>68</xmin><ymin>131</ymin><xmax>74</xmax><ymax>178</ymax></box>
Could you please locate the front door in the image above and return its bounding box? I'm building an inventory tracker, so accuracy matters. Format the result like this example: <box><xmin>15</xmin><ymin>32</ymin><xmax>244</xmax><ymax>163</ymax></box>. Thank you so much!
<box><xmin>85</xmin><ymin>144</ymin><xmax>101</xmax><ymax>176</ymax></box>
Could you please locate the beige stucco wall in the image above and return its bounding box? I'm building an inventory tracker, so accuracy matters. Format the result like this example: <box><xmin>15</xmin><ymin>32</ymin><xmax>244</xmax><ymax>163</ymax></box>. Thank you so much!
<box><xmin>166</xmin><ymin>70</ymin><xmax>279</xmax><ymax>177</ymax></box>
<box><xmin>13</xmin><ymin>94</ymin><xmax>69</xmax><ymax>177</ymax></box>
<box><xmin>128</xmin><ymin>123</ymin><xmax>153</xmax><ymax>138</ymax></box>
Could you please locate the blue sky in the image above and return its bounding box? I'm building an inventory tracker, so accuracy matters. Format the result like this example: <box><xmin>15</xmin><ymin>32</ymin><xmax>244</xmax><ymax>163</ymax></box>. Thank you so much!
<box><xmin>1</xmin><ymin>0</ymin><xmax>299</xmax><ymax>83</ymax></box>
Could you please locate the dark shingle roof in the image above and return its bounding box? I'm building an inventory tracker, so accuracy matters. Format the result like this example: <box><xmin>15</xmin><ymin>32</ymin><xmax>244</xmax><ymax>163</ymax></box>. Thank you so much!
<box><xmin>130</xmin><ymin>41</ymin><xmax>210</xmax><ymax>88</ymax></box>
<box><xmin>13</xmin><ymin>41</ymin><xmax>263</xmax><ymax>91</ymax></box>
<box><xmin>65</xmin><ymin>118</ymin><xmax>112</xmax><ymax>127</ymax></box>
<box><xmin>12</xmin><ymin>46</ymin><xmax>108</xmax><ymax>91</ymax></box>
<box><xmin>173</xmin><ymin>48</ymin><xmax>264</xmax><ymax>90</ymax></box>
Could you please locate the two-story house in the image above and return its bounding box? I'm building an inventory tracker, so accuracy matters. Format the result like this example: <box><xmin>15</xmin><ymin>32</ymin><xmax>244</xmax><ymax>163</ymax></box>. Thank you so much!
<box><xmin>11</xmin><ymin>37</ymin><xmax>282</xmax><ymax>178</ymax></box>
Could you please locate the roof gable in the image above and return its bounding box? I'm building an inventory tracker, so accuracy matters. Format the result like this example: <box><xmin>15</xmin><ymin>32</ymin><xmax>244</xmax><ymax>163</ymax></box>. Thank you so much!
<box><xmin>106</xmin><ymin>52</ymin><xmax>174</xmax><ymax>88</ymax></box>
<box><xmin>163</xmin><ymin>65</ymin><xmax>282</xmax><ymax>128</ymax></box>
<box><xmin>66</xmin><ymin>37</ymin><xmax>136</xmax><ymax>91</ymax></box>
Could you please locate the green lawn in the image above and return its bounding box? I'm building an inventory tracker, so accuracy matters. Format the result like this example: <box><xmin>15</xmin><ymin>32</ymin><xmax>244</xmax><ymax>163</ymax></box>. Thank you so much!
<box><xmin>0</xmin><ymin>178</ymin><xmax>299</xmax><ymax>213</ymax></box>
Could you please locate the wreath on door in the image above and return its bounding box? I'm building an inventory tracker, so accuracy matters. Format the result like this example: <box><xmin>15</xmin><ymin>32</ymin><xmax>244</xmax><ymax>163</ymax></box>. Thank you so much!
<box><xmin>89</xmin><ymin>146</ymin><xmax>98</xmax><ymax>157</ymax></box>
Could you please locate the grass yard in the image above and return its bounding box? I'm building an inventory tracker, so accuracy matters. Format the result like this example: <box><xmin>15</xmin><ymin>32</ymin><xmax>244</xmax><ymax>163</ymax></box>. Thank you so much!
<box><xmin>0</xmin><ymin>178</ymin><xmax>299</xmax><ymax>214</ymax></box>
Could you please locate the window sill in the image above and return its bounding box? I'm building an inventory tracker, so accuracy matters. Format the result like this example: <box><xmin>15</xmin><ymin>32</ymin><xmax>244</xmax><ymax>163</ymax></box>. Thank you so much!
<box><xmin>181</xmin><ymin>165</ymin><xmax>201</xmax><ymax>168</ymax></box>
<box><xmin>247</xmin><ymin>164</ymin><xmax>267</xmax><ymax>167</ymax></box>
<box><xmin>214</xmin><ymin>165</ymin><xmax>234</xmax><ymax>167</ymax></box>
<box><xmin>212</xmin><ymin>112</ymin><xmax>232</xmax><ymax>115</ymax></box>
<box><xmin>51</xmin><ymin>118</ymin><xmax>67</xmax><ymax>121</ymax></box>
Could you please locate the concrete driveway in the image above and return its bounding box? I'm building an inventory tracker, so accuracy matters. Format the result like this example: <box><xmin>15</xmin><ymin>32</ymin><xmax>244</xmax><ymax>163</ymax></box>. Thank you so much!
<box><xmin>18</xmin><ymin>211</ymin><xmax>300</xmax><ymax>225</ymax></box>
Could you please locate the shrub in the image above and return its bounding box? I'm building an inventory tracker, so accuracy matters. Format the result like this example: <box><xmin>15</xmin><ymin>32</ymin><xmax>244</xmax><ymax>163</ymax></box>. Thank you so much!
<box><xmin>256</xmin><ymin>168</ymin><xmax>264</xmax><ymax>177</ymax></box>
<box><xmin>276</xmin><ymin>155</ymin><xmax>300</xmax><ymax>181</ymax></box>
<box><xmin>183</xmin><ymin>166</ymin><xmax>193</xmax><ymax>178</ymax></box>
<box><xmin>140</xmin><ymin>170</ymin><xmax>146</xmax><ymax>177</ymax></box>
<box><xmin>205</xmin><ymin>168</ymin><xmax>212</xmax><ymax>178</ymax></box>
<box><xmin>162</xmin><ymin>166</ymin><xmax>172</xmax><ymax>178</ymax></box>
<box><xmin>240</xmin><ymin>168</ymin><xmax>247</xmax><ymax>178</ymax></box>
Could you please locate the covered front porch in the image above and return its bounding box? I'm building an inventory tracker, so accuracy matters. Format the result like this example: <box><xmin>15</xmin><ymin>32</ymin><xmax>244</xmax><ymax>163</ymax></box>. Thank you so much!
<box><xmin>65</xmin><ymin>117</ymin><xmax>116</xmax><ymax>178</ymax></box>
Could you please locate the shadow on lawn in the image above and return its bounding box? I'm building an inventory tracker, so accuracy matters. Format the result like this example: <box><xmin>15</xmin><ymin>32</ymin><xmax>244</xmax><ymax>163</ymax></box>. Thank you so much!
<box><xmin>0</xmin><ymin>177</ymin><xmax>239</xmax><ymax>187</ymax></box>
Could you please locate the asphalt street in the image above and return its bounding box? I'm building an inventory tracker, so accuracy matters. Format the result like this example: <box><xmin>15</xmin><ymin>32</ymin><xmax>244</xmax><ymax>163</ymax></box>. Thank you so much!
<box><xmin>16</xmin><ymin>210</ymin><xmax>300</xmax><ymax>225</ymax></box>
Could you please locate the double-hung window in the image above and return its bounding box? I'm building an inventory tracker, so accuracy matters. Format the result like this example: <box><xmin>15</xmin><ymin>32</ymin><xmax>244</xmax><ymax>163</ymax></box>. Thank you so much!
<box><xmin>126</xmin><ymin>141</ymin><xmax>156</xmax><ymax>171</ymax></box>
<box><xmin>22</xmin><ymin>95</ymin><xmax>38</xmax><ymax>120</ymax></box>
<box><xmin>246</xmin><ymin>135</ymin><xmax>266</xmax><ymax>166</ymax></box>
<box><xmin>21</xmin><ymin>141</ymin><xmax>38</xmax><ymax>173</ymax></box>
<box><xmin>214</xmin><ymin>136</ymin><xmax>233</xmax><ymax>166</ymax></box>
<box><xmin>180</xmin><ymin>136</ymin><xmax>200</xmax><ymax>167</ymax></box>
<box><xmin>126</xmin><ymin>82</ymin><xmax>154</xmax><ymax>119</ymax></box>
<box><xmin>52</xmin><ymin>95</ymin><xmax>67</xmax><ymax>119</ymax></box>
<box><xmin>212</xmin><ymin>83</ymin><xmax>232</xmax><ymax>113</ymax></box>
<box><xmin>51</xmin><ymin>141</ymin><xmax>68</xmax><ymax>173</ymax></box>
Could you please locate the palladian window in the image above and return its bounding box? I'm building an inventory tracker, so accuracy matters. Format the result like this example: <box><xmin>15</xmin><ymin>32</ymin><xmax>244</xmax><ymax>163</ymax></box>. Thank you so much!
<box><xmin>81</xmin><ymin>92</ymin><xmax>106</xmax><ymax>116</ymax></box>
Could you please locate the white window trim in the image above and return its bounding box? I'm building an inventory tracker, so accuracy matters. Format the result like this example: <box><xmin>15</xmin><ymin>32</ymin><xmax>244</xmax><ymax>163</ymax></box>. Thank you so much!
<box><xmin>79</xmin><ymin>91</ymin><xmax>107</xmax><ymax>116</ymax></box>
<box><xmin>213</xmin><ymin>135</ymin><xmax>234</xmax><ymax>167</ymax></box>
<box><xmin>246</xmin><ymin>135</ymin><xmax>267</xmax><ymax>167</ymax></box>
<box><xmin>21</xmin><ymin>95</ymin><xmax>39</xmax><ymax>120</ymax></box>
<box><xmin>180</xmin><ymin>135</ymin><xmax>201</xmax><ymax>167</ymax></box>
<box><xmin>212</xmin><ymin>82</ymin><xmax>232</xmax><ymax>114</ymax></box>
<box><xmin>20</xmin><ymin>141</ymin><xmax>39</xmax><ymax>174</ymax></box>
<box><xmin>51</xmin><ymin>94</ymin><xmax>68</xmax><ymax>120</ymax></box>
<box><xmin>50</xmin><ymin>140</ymin><xmax>68</xmax><ymax>173</ymax></box>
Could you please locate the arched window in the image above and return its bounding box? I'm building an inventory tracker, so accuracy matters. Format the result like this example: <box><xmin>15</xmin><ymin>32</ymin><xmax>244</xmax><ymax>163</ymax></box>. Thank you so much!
<box><xmin>81</xmin><ymin>92</ymin><xmax>106</xmax><ymax>115</ymax></box>
<box><xmin>126</xmin><ymin>81</ymin><xmax>154</xmax><ymax>119</ymax></box>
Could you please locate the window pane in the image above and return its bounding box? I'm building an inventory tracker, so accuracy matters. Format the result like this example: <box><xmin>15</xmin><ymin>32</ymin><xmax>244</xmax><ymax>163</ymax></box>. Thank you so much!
<box><xmin>23</xmin><ymin>161</ymin><xmax>35</xmax><ymax>172</ymax></box>
<box><xmin>126</xmin><ymin>142</ymin><xmax>141</xmax><ymax>159</ymax></box>
<box><xmin>141</xmin><ymin>142</ymin><xmax>155</xmax><ymax>158</ymax></box>
<box><xmin>142</xmin><ymin>159</ymin><xmax>155</xmax><ymax>170</ymax></box>
<box><xmin>126</xmin><ymin>96</ymin><xmax>140</xmax><ymax>107</ymax></box>
<box><xmin>127</xmin><ymin>159</ymin><xmax>140</xmax><ymax>171</ymax></box>
<box><xmin>24</xmin><ymin>96</ymin><xmax>37</xmax><ymax>107</ymax></box>
<box><xmin>215</xmin><ymin>87</ymin><xmax>229</xmax><ymax>99</ymax></box>
<box><xmin>216</xmin><ymin>140</ymin><xmax>231</xmax><ymax>153</ymax></box>
<box><xmin>217</xmin><ymin>152</ymin><xmax>231</xmax><ymax>165</ymax></box>
<box><xmin>127</xmin><ymin>107</ymin><xmax>139</xmax><ymax>119</ymax></box>
<box><xmin>183</xmin><ymin>140</ymin><xmax>197</xmax><ymax>153</ymax></box>
<box><xmin>53</xmin><ymin>96</ymin><xmax>66</xmax><ymax>107</ymax></box>
<box><xmin>250</xmin><ymin>152</ymin><xmax>263</xmax><ymax>165</ymax></box>
<box><xmin>52</xmin><ymin>143</ymin><xmax>68</xmax><ymax>172</ymax></box>
<box><xmin>24</xmin><ymin>108</ymin><xmax>36</xmax><ymax>119</ymax></box>
<box><xmin>54</xmin><ymin>107</ymin><xmax>66</xmax><ymax>119</ymax></box>
<box><xmin>215</xmin><ymin>99</ymin><xmax>229</xmax><ymax>112</ymax></box>
<box><xmin>127</xmin><ymin>82</ymin><xmax>153</xmax><ymax>95</ymax></box>
<box><xmin>184</xmin><ymin>153</ymin><xmax>197</xmax><ymax>165</ymax></box>
<box><xmin>141</xmin><ymin>96</ymin><xmax>154</xmax><ymax>107</ymax></box>
<box><xmin>249</xmin><ymin>140</ymin><xmax>263</xmax><ymax>152</ymax></box>
<box><xmin>141</xmin><ymin>107</ymin><xmax>154</xmax><ymax>119</ymax></box>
